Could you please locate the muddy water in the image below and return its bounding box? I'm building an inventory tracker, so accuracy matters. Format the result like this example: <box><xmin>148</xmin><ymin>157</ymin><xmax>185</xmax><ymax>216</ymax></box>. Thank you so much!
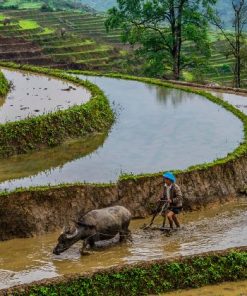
<box><xmin>0</xmin><ymin>69</ymin><xmax>90</xmax><ymax>123</ymax></box>
<box><xmin>0</xmin><ymin>75</ymin><xmax>243</xmax><ymax>190</ymax></box>
<box><xmin>0</xmin><ymin>200</ymin><xmax>247</xmax><ymax>289</ymax></box>
<box><xmin>163</xmin><ymin>280</ymin><xmax>247</xmax><ymax>295</ymax></box>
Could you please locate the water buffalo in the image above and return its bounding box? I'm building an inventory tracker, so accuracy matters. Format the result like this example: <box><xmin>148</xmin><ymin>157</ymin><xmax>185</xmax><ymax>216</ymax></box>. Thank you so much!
<box><xmin>3</xmin><ymin>18</ymin><xmax>11</xmax><ymax>26</ymax></box>
<box><xmin>53</xmin><ymin>206</ymin><xmax>131</xmax><ymax>255</ymax></box>
<box><xmin>60</xmin><ymin>28</ymin><xmax>66</xmax><ymax>38</ymax></box>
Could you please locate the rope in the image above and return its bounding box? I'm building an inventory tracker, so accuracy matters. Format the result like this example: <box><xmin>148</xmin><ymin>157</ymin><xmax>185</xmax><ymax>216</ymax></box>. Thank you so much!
<box><xmin>84</xmin><ymin>230</ymin><xmax>129</xmax><ymax>241</ymax></box>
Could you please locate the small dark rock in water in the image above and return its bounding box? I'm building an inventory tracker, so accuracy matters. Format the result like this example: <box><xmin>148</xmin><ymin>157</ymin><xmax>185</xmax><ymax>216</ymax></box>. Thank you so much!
<box><xmin>10</xmin><ymin>105</ymin><xmax>13</xmax><ymax>107</ymax></box>
<box><xmin>34</xmin><ymin>109</ymin><xmax>40</xmax><ymax>112</ymax></box>
<box><xmin>27</xmin><ymin>93</ymin><xmax>29</xmax><ymax>95</ymax></box>
<box><xmin>20</xmin><ymin>107</ymin><xmax>29</xmax><ymax>110</ymax></box>
<box><xmin>44</xmin><ymin>88</ymin><xmax>47</xmax><ymax>90</ymax></box>
<box><xmin>62</xmin><ymin>85</ymin><xmax>76</xmax><ymax>91</ymax></box>
<box><xmin>26</xmin><ymin>78</ymin><xmax>30</xmax><ymax>81</ymax></box>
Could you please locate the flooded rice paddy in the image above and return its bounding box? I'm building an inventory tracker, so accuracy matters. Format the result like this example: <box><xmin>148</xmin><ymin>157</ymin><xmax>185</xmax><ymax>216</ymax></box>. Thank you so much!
<box><xmin>211</xmin><ymin>91</ymin><xmax>247</xmax><ymax>115</ymax></box>
<box><xmin>0</xmin><ymin>73</ymin><xmax>246</xmax><ymax>290</ymax></box>
<box><xmin>0</xmin><ymin>75</ymin><xmax>244</xmax><ymax>190</ymax></box>
<box><xmin>0</xmin><ymin>200</ymin><xmax>247</xmax><ymax>289</ymax></box>
<box><xmin>0</xmin><ymin>69</ymin><xmax>90</xmax><ymax>123</ymax></box>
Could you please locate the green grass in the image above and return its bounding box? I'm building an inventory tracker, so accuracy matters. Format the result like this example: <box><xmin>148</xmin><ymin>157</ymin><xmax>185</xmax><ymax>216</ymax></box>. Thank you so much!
<box><xmin>18</xmin><ymin>19</ymin><xmax>39</xmax><ymax>29</ymax></box>
<box><xmin>40</xmin><ymin>27</ymin><xmax>54</xmax><ymax>35</ymax></box>
<box><xmin>0</xmin><ymin>14</ymin><xmax>6</xmax><ymax>20</ymax></box>
<box><xmin>19</xmin><ymin>2</ymin><xmax>43</xmax><ymax>9</ymax></box>
<box><xmin>0</xmin><ymin>0</ymin><xmax>42</xmax><ymax>9</ymax></box>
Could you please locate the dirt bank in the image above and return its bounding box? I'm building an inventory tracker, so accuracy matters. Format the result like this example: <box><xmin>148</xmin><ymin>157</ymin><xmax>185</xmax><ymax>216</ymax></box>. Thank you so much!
<box><xmin>0</xmin><ymin>153</ymin><xmax>246</xmax><ymax>241</ymax></box>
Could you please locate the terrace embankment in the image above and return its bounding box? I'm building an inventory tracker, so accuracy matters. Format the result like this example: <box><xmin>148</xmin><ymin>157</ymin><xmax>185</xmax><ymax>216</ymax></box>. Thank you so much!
<box><xmin>0</xmin><ymin>152</ymin><xmax>246</xmax><ymax>241</ymax></box>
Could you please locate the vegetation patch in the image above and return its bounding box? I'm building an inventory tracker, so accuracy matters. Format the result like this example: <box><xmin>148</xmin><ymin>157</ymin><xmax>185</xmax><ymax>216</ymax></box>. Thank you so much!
<box><xmin>0</xmin><ymin>62</ymin><xmax>114</xmax><ymax>158</ymax></box>
<box><xmin>18</xmin><ymin>19</ymin><xmax>39</xmax><ymax>30</ymax></box>
<box><xmin>0</xmin><ymin>70</ymin><xmax>10</xmax><ymax>97</ymax></box>
<box><xmin>3</xmin><ymin>248</ymin><xmax>247</xmax><ymax>296</ymax></box>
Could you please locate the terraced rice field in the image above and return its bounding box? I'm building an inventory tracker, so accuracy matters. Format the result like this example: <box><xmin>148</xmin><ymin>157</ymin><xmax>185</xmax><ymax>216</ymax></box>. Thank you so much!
<box><xmin>0</xmin><ymin>9</ymin><xmax>127</xmax><ymax>71</ymax></box>
<box><xmin>0</xmin><ymin>8</ymin><xmax>244</xmax><ymax>85</ymax></box>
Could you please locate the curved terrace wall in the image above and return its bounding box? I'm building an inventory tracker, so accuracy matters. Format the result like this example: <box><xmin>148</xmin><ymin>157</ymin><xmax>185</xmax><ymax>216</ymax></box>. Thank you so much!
<box><xmin>0</xmin><ymin>63</ymin><xmax>114</xmax><ymax>158</ymax></box>
<box><xmin>0</xmin><ymin>65</ymin><xmax>246</xmax><ymax>241</ymax></box>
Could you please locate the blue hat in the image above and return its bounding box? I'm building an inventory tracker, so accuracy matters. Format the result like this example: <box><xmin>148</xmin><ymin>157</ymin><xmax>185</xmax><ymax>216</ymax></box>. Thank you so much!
<box><xmin>163</xmin><ymin>172</ymin><xmax>176</xmax><ymax>183</ymax></box>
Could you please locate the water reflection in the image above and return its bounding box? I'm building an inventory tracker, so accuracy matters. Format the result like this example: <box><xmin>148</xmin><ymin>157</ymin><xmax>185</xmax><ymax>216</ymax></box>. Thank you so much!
<box><xmin>0</xmin><ymin>132</ymin><xmax>108</xmax><ymax>183</ymax></box>
<box><xmin>0</xmin><ymin>76</ymin><xmax>243</xmax><ymax>190</ymax></box>
<box><xmin>146</xmin><ymin>84</ymin><xmax>193</xmax><ymax>107</ymax></box>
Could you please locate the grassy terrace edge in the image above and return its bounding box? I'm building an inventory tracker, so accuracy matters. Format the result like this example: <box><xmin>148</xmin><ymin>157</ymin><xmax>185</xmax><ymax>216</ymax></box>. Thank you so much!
<box><xmin>3</xmin><ymin>247</ymin><xmax>247</xmax><ymax>296</ymax></box>
<box><xmin>0</xmin><ymin>70</ymin><xmax>10</xmax><ymax>97</ymax></box>
<box><xmin>0</xmin><ymin>62</ymin><xmax>114</xmax><ymax>158</ymax></box>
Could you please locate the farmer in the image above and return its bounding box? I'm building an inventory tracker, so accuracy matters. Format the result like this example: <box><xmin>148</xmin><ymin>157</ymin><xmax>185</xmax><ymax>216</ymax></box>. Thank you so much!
<box><xmin>160</xmin><ymin>172</ymin><xmax>183</xmax><ymax>229</ymax></box>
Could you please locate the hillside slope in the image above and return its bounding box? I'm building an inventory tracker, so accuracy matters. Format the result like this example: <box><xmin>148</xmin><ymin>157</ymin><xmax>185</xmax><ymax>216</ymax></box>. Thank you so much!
<box><xmin>0</xmin><ymin>9</ymin><xmax>137</xmax><ymax>72</ymax></box>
